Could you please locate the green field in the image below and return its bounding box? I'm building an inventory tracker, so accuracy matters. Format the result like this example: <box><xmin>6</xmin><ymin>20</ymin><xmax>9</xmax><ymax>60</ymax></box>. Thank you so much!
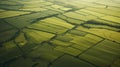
<box><xmin>0</xmin><ymin>0</ymin><xmax>120</xmax><ymax>67</ymax></box>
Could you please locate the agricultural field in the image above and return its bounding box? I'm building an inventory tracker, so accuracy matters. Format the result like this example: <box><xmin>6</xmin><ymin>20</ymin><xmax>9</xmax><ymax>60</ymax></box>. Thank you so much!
<box><xmin>0</xmin><ymin>0</ymin><xmax>120</xmax><ymax>67</ymax></box>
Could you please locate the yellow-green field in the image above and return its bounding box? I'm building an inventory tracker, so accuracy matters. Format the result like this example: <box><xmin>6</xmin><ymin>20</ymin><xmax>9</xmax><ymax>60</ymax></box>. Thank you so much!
<box><xmin>0</xmin><ymin>0</ymin><xmax>120</xmax><ymax>67</ymax></box>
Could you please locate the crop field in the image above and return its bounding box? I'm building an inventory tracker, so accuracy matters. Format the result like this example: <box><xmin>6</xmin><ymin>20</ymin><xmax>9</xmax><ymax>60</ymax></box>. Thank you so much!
<box><xmin>0</xmin><ymin>0</ymin><xmax>120</xmax><ymax>67</ymax></box>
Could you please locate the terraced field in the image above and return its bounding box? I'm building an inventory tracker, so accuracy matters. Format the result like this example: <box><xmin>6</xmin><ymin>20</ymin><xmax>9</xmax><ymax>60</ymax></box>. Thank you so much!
<box><xmin>0</xmin><ymin>0</ymin><xmax>120</xmax><ymax>67</ymax></box>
